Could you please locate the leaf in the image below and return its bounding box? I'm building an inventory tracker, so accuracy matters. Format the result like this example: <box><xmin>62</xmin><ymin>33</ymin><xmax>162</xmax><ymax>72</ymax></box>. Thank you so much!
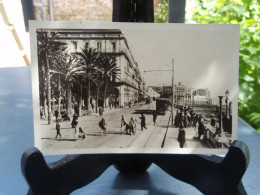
<box><xmin>219</xmin><ymin>5</ymin><xmax>246</xmax><ymax>16</ymax></box>
<box><xmin>249</xmin><ymin>113</ymin><xmax>260</xmax><ymax>123</ymax></box>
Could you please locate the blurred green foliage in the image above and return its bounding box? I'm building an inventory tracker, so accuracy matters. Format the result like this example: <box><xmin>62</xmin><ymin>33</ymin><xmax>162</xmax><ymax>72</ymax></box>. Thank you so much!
<box><xmin>154</xmin><ymin>0</ymin><xmax>168</xmax><ymax>22</ymax></box>
<box><xmin>154</xmin><ymin>0</ymin><xmax>260</xmax><ymax>132</ymax></box>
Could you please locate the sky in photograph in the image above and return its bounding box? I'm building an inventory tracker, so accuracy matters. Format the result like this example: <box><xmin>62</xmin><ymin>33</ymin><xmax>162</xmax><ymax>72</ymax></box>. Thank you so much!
<box><xmin>121</xmin><ymin>24</ymin><xmax>240</xmax><ymax>99</ymax></box>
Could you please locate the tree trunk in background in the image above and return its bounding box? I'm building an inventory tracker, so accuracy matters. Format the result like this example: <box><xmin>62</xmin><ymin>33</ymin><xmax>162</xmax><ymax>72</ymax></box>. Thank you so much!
<box><xmin>44</xmin><ymin>98</ymin><xmax>47</xmax><ymax>118</ymax></box>
<box><xmin>96</xmin><ymin>87</ymin><xmax>99</xmax><ymax>113</ymax></box>
<box><xmin>87</xmin><ymin>76</ymin><xmax>91</xmax><ymax>111</ymax></box>
<box><xmin>78</xmin><ymin>84</ymin><xmax>82</xmax><ymax>116</ymax></box>
<box><xmin>46</xmin><ymin>53</ymin><xmax>53</xmax><ymax>125</ymax></box>
<box><xmin>67</xmin><ymin>82</ymin><xmax>72</xmax><ymax>114</ymax></box>
<box><xmin>103</xmin><ymin>77</ymin><xmax>107</xmax><ymax>109</ymax></box>
<box><xmin>57</xmin><ymin>74</ymin><xmax>61</xmax><ymax>119</ymax></box>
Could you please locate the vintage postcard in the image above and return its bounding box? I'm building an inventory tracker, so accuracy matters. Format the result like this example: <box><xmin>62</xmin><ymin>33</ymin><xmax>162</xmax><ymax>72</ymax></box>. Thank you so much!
<box><xmin>30</xmin><ymin>21</ymin><xmax>239</xmax><ymax>155</ymax></box>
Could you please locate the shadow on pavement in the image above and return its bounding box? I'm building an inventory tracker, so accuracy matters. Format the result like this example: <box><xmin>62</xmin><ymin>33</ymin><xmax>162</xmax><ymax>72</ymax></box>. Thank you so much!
<box><xmin>41</xmin><ymin>138</ymin><xmax>76</xmax><ymax>141</ymax></box>
<box><xmin>85</xmin><ymin>133</ymin><xmax>102</xmax><ymax>137</ymax></box>
<box><xmin>132</xmin><ymin>110</ymin><xmax>156</xmax><ymax>115</ymax></box>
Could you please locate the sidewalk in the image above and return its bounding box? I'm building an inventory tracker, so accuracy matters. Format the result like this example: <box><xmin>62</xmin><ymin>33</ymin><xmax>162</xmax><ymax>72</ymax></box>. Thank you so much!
<box><xmin>162</xmin><ymin>109</ymin><xmax>208</xmax><ymax>148</ymax></box>
<box><xmin>129</xmin><ymin>109</ymin><xmax>171</xmax><ymax>148</ymax></box>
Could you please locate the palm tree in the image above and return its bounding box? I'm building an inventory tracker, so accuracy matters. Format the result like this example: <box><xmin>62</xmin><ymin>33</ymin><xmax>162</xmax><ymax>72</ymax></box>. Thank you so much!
<box><xmin>76</xmin><ymin>45</ymin><xmax>99</xmax><ymax>111</ymax></box>
<box><xmin>51</xmin><ymin>53</ymin><xmax>84</xmax><ymax>115</ymax></box>
<box><xmin>97</xmin><ymin>54</ymin><xmax>120</xmax><ymax>109</ymax></box>
<box><xmin>90</xmin><ymin>72</ymin><xmax>103</xmax><ymax>113</ymax></box>
<box><xmin>37</xmin><ymin>30</ymin><xmax>66</xmax><ymax>124</ymax></box>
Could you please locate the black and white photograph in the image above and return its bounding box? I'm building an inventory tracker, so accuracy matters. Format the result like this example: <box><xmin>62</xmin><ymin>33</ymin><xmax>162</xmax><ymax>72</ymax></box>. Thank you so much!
<box><xmin>30</xmin><ymin>21</ymin><xmax>239</xmax><ymax>155</ymax></box>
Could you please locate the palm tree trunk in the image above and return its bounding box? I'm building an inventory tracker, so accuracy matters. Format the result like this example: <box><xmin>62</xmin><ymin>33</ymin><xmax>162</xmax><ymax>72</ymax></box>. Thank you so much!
<box><xmin>67</xmin><ymin>82</ymin><xmax>72</xmax><ymax>114</ymax></box>
<box><xmin>44</xmin><ymin>97</ymin><xmax>47</xmax><ymax>118</ymax></box>
<box><xmin>58</xmin><ymin>74</ymin><xmax>61</xmax><ymax>119</ymax></box>
<box><xmin>46</xmin><ymin>54</ymin><xmax>53</xmax><ymax>125</ymax></box>
<box><xmin>78</xmin><ymin>84</ymin><xmax>82</xmax><ymax>116</ymax></box>
<box><xmin>96</xmin><ymin>86</ymin><xmax>99</xmax><ymax>113</ymax></box>
<box><xmin>103</xmin><ymin>77</ymin><xmax>107</xmax><ymax>109</ymax></box>
<box><xmin>87</xmin><ymin>76</ymin><xmax>91</xmax><ymax>111</ymax></box>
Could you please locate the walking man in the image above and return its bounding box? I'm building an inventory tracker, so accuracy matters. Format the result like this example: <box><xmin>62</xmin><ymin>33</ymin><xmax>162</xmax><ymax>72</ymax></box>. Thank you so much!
<box><xmin>54</xmin><ymin>109</ymin><xmax>59</xmax><ymax>120</ymax></box>
<box><xmin>121</xmin><ymin>115</ymin><xmax>127</xmax><ymax>133</ymax></box>
<box><xmin>71</xmin><ymin>113</ymin><xmax>78</xmax><ymax>128</ymax></box>
<box><xmin>99</xmin><ymin>117</ymin><xmax>107</xmax><ymax>135</ymax></box>
<box><xmin>139</xmin><ymin>114</ymin><xmax>147</xmax><ymax>130</ymax></box>
<box><xmin>129</xmin><ymin>117</ymin><xmax>136</xmax><ymax>135</ymax></box>
<box><xmin>178</xmin><ymin>124</ymin><xmax>186</xmax><ymax>148</ymax></box>
<box><xmin>55</xmin><ymin>120</ymin><xmax>61</xmax><ymax>138</ymax></box>
<box><xmin>153</xmin><ymin>111</ymin><xmax>157</xmax><ymax>125</ymax></box>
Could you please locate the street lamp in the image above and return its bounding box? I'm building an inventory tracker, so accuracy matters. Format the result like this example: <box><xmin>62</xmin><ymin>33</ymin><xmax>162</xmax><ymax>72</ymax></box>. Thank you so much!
<box><xmin>229</xmin><ymin>101</ymin><xmax>232</xmax><ymax>118</ymax></box>
<box><xmin>192</xmin><ymin>91</ymin><xmax>195</xmax><ymax>108</ymax></box>
<box><xmin>218</xmin><ymin>96</ymin><xmax>223</xmax><ymax>133</ymax></box>
<box><xmin>225</xmin><ymin>90</ymin><xmax>230</xmax><ymax>117</ymax></box>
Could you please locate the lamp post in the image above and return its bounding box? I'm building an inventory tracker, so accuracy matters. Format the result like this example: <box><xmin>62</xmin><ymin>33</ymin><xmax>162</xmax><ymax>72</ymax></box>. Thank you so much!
<box><xmin>225</xmin><ymin>90</ymin><xmax>230</xmax><ymax>117</ymax></box>
<box><xmin>171</xmin><ymin>59</ymin><xmax>174</xmax><ymax>125</ymax></box>
<box><xmin>229</xmin><ymin>101</ymin><xmax>232</xmax><ymax>118</ymax></box>
<box><xmin>192</xmin><ymin>91</ymin><xmax>195</xmax><ymax>108</ymax></box>
<box><xmin>218</xmin><ymin>96</ymin><xmax>223</xmax><ymax>133</ymax></box>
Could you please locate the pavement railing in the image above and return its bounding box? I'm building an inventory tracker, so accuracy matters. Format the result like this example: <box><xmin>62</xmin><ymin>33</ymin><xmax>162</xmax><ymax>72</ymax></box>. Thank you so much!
<box><xmin>204</xmin><ymin>124</ymin><xmax>232</xmax><ymax>149</ymax></box>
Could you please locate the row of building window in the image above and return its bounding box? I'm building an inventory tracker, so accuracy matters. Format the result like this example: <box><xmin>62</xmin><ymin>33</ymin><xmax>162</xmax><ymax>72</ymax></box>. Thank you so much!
<box><xmin>71</xmin><ymin>41</ymin><xmax>116</xmax><ymax>52</ymax></box>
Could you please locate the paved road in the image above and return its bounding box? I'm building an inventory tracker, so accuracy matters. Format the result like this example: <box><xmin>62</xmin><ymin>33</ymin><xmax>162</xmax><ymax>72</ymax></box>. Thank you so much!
<box><xmin>40</xmin><ymin>101</ymin><xmax>207</xmax><ymax>151</ymax></box>
<box><xmin>41</xmin><ymin>101</ymin><xmax>165</xmax><ymax>150</ymax></box>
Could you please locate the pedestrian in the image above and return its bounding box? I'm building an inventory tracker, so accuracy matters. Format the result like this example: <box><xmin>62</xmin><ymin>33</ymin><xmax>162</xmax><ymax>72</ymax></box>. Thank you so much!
<box><xmin>210</xmin><ymin>116</ymin><xmax>216</xmax><ymax>127</ymax></box>
<box><xmin>183</xmin><ymin>113</ymin><xmax>187</xmax><ymax>128</ymax></box>
<box><xmin>99</xmin><ymin>107</ymin><xmax>103</xmax><ymax>116</ymax></box>
<box><xmin>74</xmin><ymin>120</ymin><xmax>79</xmax><ymax>139</ymax></box>
<box><xmin>197</xmin><ymin>119</ymin><xmax>205</xmax><ymax>140</ymax></box>
<box><xmin>121</xmin><ymin>115</ymin><xmax>127</xmax><ymax>133</ymax></box>
<box><xmin>222</xmin><ymin>114</ymin><xmax>228</xmax><ymax>132</ymax></box>
<box><xmin>55</xmin><ymin>120</ymin><xmax>61</xmax><ymax>138</ymax></box>
<box><xmin>74</xmin><ymin>105</ymin><xmax>79</xmax><ymax>116</ymax></box>
<box><xmin>99</xmin><ymin>117</ymin><xmax>107</xmax><ymax>135</ymax></box>
<box><xmin>62</xmin><ymin>110</ymin><xmax>70</xmax><ymax>121</ymax></box>
<box><xmin>40</xmin><ymin>108</ymin><xmax>43</xmax><ymax>119</ymax></box>
<box><xmin>153</xmin><ymin>111</ymin><xmax>157</xmax><ymax>125</ymax></box>
<box><xmin>54</xmin><ymin>109</ymin><xmax>59</xmax><ymax>120</ymax></box>
<box><xmin>78</xmin><ymin>126</ymin><xmax>86</xmax><ymax>140</ymax></box>
<box><xmin>129</xmin><ymin>117</ymin><xmax>136</xmax><ymax>135</ymax></box>
<box><xmin>178</xmin><ymin>124</ymin><xmax>186</xmax><ymax>148</ymax></box>
<box><xmin>193</xmin><ymin>114</ymin><xmax>198</xmax><ymax>129</ymax></box>
<box><xmin>71</xmin><ymin>113</ymin><xmax>78</xmax><ymax>128</ymax></box>
<box><xmin>90</xmin><ymin>97</ymin><xmax>94</xmax><ymax>112</ymax></box>
<box><xmin>139</xmin><ymin>114</ymin><xmax>147</xmax><ymax>130</ymax></box>
<box><xmin>187</xmin><ymin>112</ymin><xmax>191</xmax><ymax>127</ymax></box>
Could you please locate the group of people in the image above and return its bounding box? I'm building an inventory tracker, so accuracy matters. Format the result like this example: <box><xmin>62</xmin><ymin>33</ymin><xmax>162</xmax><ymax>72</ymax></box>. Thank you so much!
<box><xmin>120</xmin><ymin>115</ymin><xmax>137</xmax><ymax>135</ymax></box>
<box><xmin>174</xmin><ymin>106</ymin><xmax>201</xmax><ymax>129</ymax></box>
<box><xmin>120</xmin><ymin>113</ymin><xmax>151</xmax><ymax>135</ymax></box>
<box><xmin>55</xmin><ymin>112</ymin><xmax>86</xmax><ymax>140</ymax></box>
<box><xmin>55</xmin><ymin>111</ymin><xmax>152</xmax><ymax>139</ymax></box>
<box><xmin>175</xmin><ymin>106</ymin><xmax>209</xmax><ymax>148</ymax></box>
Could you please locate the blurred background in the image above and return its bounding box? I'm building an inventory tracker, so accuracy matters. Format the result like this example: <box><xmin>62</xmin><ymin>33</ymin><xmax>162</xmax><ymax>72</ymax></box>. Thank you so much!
<box><xmin>0</xmin><ymin>0</ymin><xmax>259</xmax><ymax>131</ymax></box>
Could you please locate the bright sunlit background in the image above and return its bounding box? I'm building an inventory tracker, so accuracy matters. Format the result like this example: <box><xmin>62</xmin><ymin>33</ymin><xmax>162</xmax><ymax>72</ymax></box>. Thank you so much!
<box><xmin>0</xmin><ymin>0</ymin><xmax>30</xmax><ymax>68</ymax></box>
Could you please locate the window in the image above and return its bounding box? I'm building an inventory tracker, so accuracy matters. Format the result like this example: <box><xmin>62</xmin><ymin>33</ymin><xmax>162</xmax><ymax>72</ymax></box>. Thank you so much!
<box><xmin>72</xmin><ymin>41</ymin><xmax>77</xmax><ymax>52</ymax></box>
<box><xmin>97</xmin><ymin>42</ymin><xmax>102</xmax><ymax>51</ymax></box>
<box><xmin>111</xmin><ymin>42</ymin><xmax>116</xmax><ymax>52</ymax></box>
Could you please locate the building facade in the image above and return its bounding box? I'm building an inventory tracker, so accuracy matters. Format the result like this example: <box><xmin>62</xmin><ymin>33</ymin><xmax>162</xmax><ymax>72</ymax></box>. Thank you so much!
<box><xmin>146</xmin><ymin>86</ymin><xmax>160</xmax><ymax>98</ymax></box>
<box><xmin>194</xmin><ymin>88</ymin><xmax>210</xmax><ymax>98</ymax></box>
<box><xmin>161</xmin><ymin>86</ymin><xmax>172</xmax><ymax>98</ymax></box>
<box><xmin>43</xmin><ymin>29</ymin><xmax>144</xmax><ymax>108</ymax></box>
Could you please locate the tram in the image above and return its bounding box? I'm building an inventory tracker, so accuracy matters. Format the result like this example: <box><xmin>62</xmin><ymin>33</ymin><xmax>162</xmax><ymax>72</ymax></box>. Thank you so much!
<box><xmin>156</xmin><ymin>98</ymin><xmax>170</xmax><ymax>115</ymax></box>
